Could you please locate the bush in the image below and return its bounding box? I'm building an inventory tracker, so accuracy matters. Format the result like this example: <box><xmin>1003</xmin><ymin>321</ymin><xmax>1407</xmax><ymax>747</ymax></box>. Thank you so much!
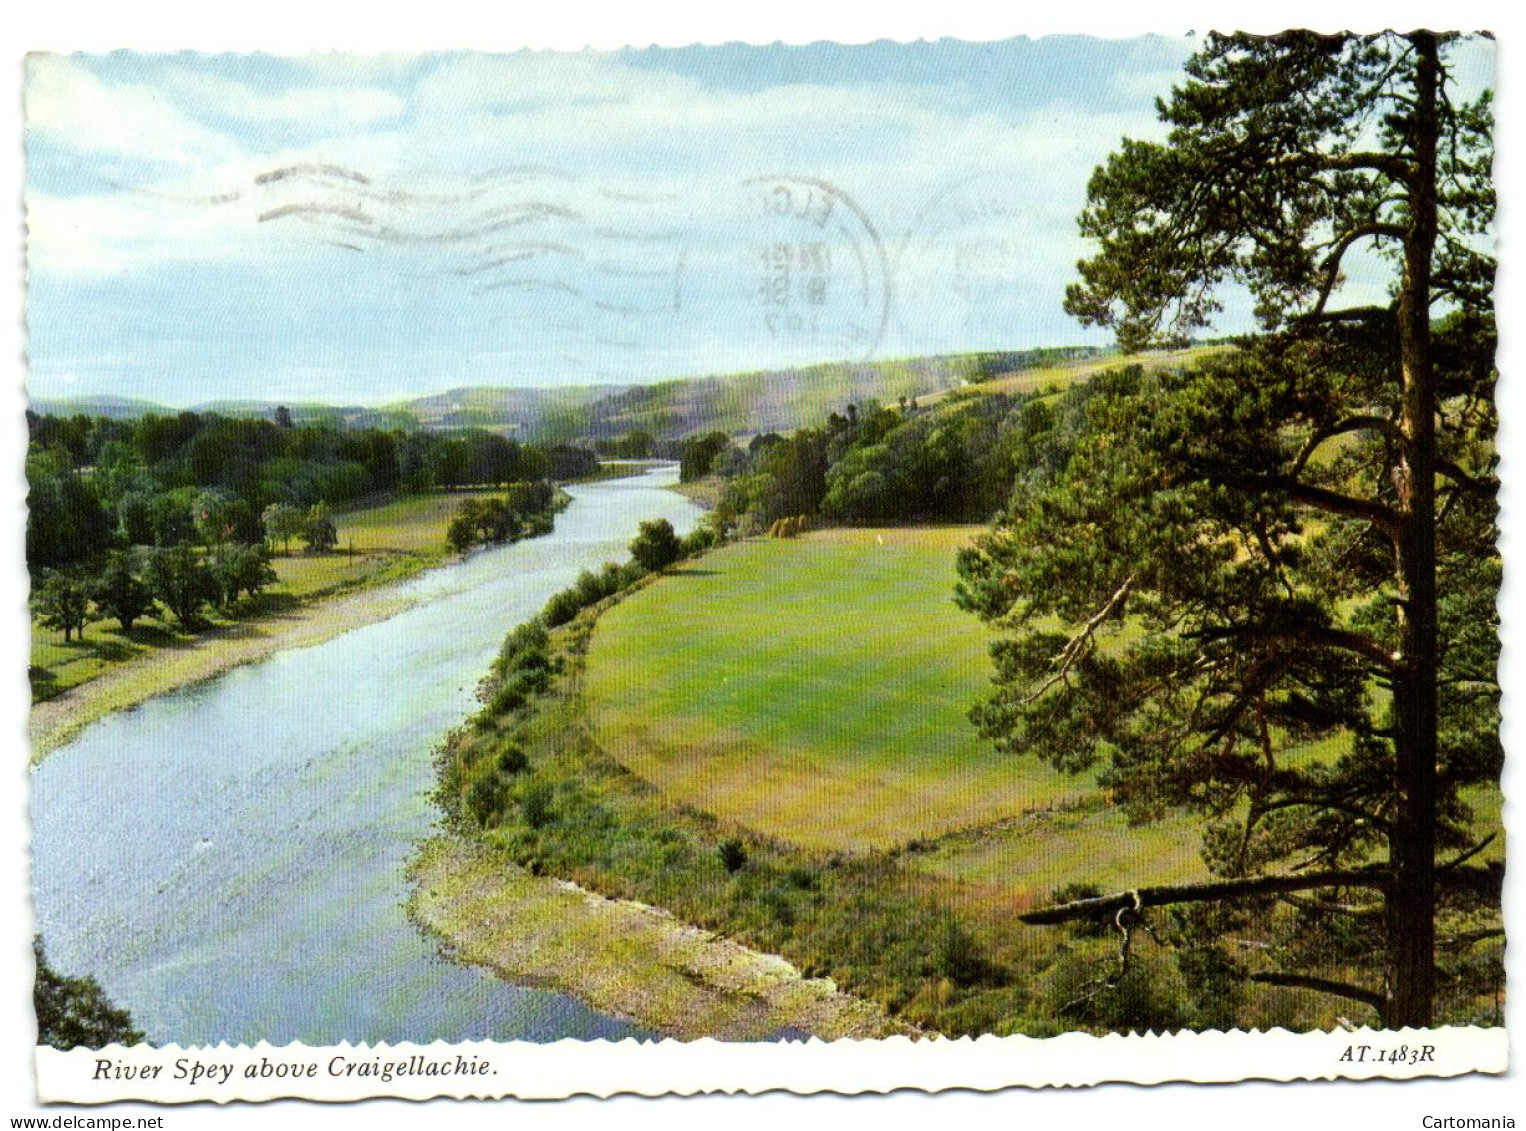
<box><xmin>680</xmin><ymin>526</ymin><xmax>715</xmax><ymax>557</ymax></box>
<box><xmin>468</xmin><ymin>775</ymin><xmax>508</xmax><ymax>828</ymax></box>
<box><xmin>718</xmin><ymin>837</ymin><xmax>748</xmax><ymax>874</ymax></box>
<box><xmin>786</xmin><ymin>866</ymin><xmax>819</xmax><ymax>891</ymax></box>
<box><xmin>542</xmin><ymin>588</ymin><xmax>583</xmax><ymax>628</ymax></box>
<box><xmin>541</xmin><ymin>552</ymin><xmax>648</xmax><ymax>627</ymax></box>
<box><xmin>936</xmin><ymin>918</ymin><xmax>987</xmax><ymax>986</ymax></box>
<box><xmin>574</xmin><ymin>569</ymin><xmax>611</xmax><ymax>607</ymax></box>
<box><xmin>519</xmin><ymin>779</ymin><xmax>555</xmax><ymax>828</ymax></box>
<box><xmin>447</xmin><ymin>513</ymin><xmax>478</xmax><ymax>553</ymax></box>
<box><xmin>599</xmin><ymin>561</ymin><xmax>627</xmax><ymax>594</ymax></box>
<box><xmin>498</xmin><ymin>745</ymin><xmax>529</xmax><ymax>775</ymax></box>
<box><xmin>1041</xmin><ymin>946</ymin><xmax>1193</xmax><ymax>1034</ymax></box>
<box><xmin>488</xmin><ymin>667</ymin><xmax>551</xmax><ymax>716</ymax></box>
<box><xmin>495</xmin><ymin>619</ymin><xmax>548</xmax><ymax>675</ymax></box>
<box><xmin>630</xmin><ymin>519</ymin><xmax>682</xmax><ymax>572</ymax></box>
<box><xmin>760</xmin><ymin>886</ymin><xmax>795</xmax><ymax>927</ymax></box>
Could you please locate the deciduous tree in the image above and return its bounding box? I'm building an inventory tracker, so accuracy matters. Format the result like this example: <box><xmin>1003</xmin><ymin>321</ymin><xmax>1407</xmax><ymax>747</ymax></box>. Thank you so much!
<box><xmin>33</xmin><ymin>572</ymin><xmax>91</xmax><ymax>642</ymax></box>
<box><xmin>146</xmin><ymin>545</ymin><xmax>216</xmax><ymax>625</ymax></box>
<box><xmin>92</xmin><ymin>551</ymin><xmax>156</xmax><ymax>632</ymax></box>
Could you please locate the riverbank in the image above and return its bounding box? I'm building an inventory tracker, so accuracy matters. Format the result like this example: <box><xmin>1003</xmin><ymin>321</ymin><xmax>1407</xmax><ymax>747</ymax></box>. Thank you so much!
<box><xmin>28</xmin><ymin>487</ymin><xmax>567</xmax><ymax>760</ymax></box>
<box><xmin>666</xmin><ymin>474</ymin><xmax>723</xmax><ymax>510</ymax></box>
<box><xmin>29</xmin><ymin>580</ymin><xmax>423</xmax><ymax>758</ymax></box>
<box><xmin>409</xmin><ymin>836</ymin><xmax>905</xmax><ymax>1040</ymax></box>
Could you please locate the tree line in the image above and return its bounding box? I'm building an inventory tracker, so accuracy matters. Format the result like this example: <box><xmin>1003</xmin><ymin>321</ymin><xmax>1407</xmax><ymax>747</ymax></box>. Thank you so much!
<box><xmin>26</xmin><ymin>407</ymin><xmax>585</xmax><ymax>575</ymax></box>
<box><xmin>664</xmin><ymin>386</ymin><xmax>1052</xmax><ymax>536</ymax></box>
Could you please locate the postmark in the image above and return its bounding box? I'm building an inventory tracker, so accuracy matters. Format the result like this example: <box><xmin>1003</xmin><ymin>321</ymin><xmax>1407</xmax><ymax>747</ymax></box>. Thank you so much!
<box><xmin>894</xmin><ymin>173</ymin><xmax>1037</xmax><ymax>354</ymax></box>
<box><xmin>734</xmin><ymin>175</ymin><xmax>892</xmax><ymax>364</ymax></box>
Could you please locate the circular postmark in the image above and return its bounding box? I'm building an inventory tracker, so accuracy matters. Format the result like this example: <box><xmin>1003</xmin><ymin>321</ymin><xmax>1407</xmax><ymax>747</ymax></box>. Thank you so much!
<box><xmin>894</xmin><ymin>173</ymin><xmax>1036</xmax><ymax>356</ymax></box>
<box><xmin>734</xmin><ymin>175</ymin><xmax>893</xmax><ymax>364</ymax></box>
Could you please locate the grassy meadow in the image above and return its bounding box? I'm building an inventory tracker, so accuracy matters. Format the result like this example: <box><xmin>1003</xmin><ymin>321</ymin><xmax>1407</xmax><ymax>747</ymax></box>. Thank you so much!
<box><xmin>586</xmin><ymin>527</ymin><xmax>1093</xmax><ymax>849</ymax></box>
<box><xmin>583</xmin><ymin>526</ymin><xmax>1211</xmax><ymax>909</ymax></box>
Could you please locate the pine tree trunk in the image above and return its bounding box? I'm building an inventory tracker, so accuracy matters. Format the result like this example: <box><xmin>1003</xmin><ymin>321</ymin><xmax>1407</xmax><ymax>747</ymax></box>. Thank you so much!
<box><xmin>1386</xmin><ymin>31</ymin><xmax>1441</xmax><ymax>1030</ymax></box>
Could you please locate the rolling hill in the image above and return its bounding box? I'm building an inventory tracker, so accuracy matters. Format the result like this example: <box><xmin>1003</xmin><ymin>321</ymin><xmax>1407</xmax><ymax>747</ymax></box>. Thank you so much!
<box><xmin>27</xmin><ymin>345</ymin><xmax>1130</xmax><ymax>440</ymax></box>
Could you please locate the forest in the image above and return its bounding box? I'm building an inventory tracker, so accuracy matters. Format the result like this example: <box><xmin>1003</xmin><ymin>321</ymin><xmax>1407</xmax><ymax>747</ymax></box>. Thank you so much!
<box><xmin>25</xmin><ymin>409</ymin><xmax>590</xmax><ymax>649</ymax></box>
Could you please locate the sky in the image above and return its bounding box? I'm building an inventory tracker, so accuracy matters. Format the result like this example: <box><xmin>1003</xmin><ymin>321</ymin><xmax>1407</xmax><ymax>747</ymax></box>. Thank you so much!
<box><xmin>23</xmin><ymin>37</ymin><xmax>1494</xmax><ymax>406</ymax></box>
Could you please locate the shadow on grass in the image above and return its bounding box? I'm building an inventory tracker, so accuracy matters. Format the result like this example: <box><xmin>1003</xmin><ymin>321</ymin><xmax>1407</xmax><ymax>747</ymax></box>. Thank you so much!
<box><xmin>28</xmin><ymin>665</ymin><xmax>59</xmax><ymax>700</ymax></box>
<box><xmin>231</xmin><ymin>591</ymin><xmax>302</xmax><ymax>620</ymax></box>
<box><xmin>664</xmin><ymin>568</ymin><xmax>720</xmax><ymax>577</ymax></box>
<box><xmin>121</xmin><ymin>622</ymin><xmax>205</xmax><ymax>651</ymax></box>
<box><xmin>76</xmin><ymin>635</ymin><xmax>139</xmax><ymax>662</ymax></box>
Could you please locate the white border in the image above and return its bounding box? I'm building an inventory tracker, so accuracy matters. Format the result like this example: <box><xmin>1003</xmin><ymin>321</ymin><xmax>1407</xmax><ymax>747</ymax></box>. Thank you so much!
<box><xmin>32</xmin><ymin>1029</ymin><xmax>1511</xmax><ymax>1104</ymax></box>
<box><xmin>5</xmin><ymin>1</ymin><xmax>1520</xmax><ymax>1126</ymax></box>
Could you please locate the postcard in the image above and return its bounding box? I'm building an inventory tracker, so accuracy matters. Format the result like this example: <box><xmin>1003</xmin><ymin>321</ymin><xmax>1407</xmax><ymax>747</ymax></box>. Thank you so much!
<box><xmin>19</xmin><ymin>28</ymin><xmax>1505</xmax><ymax>1104</ymax></box>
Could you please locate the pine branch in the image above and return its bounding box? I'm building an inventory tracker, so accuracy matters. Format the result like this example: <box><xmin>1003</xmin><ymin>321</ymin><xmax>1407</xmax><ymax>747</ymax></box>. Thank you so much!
<box><xmin>1272</xmin><ymin>150</ymin><xmax>1414</xmax><ymax>179</ymax></box>
<box><xmin>1291</xmin><ymin>304</ymin><xmax>1394</xmax><ymax>325</ymax></box>
<box><xmin>1019</xmin><ymin>863</ymin><xmax>1503</xmax><ymax>925</ymax></box>
<box><xmin>1248</xmin><ymin>972</ymin><xmax>1385</xmax><ymax>1010</ymax></box>
<box><xmin>1437</xmin><ymin>832</ymin><xmax>1496</xmax><ymax>873</ymax></box>
<box><xmin>1309</xmin><ymin>223</ymin><xmax>1407</xmax><ymax>318</ymax></box>
<box><xmin>1018</xmin><ymin>871</ymin><xmax>1389</xmax><ymax>924</ymax></box>
<box><xmin>1196</xmin><ymin>621</ymin><xmax>1399</xmax><ymax>672</ymax></box>
<box><xmin>1435</xmin><ymin>458</ymin><xmax>1497</xmax><ymax>497</ymax></box>
<box><xmin>1023</xmin><ymin>574</ymin><xmax>1135</xmax><ymax>703</ymax></box>
<box><xmin>1290</xmin><ymin>415</ymin><xmax>1402</xmax><ymax>478</ymax></box>
<box><xmin>1228</xmin><ymin>475</ymin><xmax>1402</xmax><ymax>538</ymax></box>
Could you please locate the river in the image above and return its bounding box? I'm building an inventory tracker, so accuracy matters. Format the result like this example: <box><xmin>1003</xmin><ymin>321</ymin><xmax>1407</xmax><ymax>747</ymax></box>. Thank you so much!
<box><xmin>30</xmin><ymin>466</ymin><xmax>704</xmax><ymax>1046</ymax></box>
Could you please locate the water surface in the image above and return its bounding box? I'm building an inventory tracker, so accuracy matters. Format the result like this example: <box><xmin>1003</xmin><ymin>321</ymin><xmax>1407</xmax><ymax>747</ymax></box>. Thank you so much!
<box><xmin>31</xmin><ymin>466</ymin><xmax>702</xmax><ymax>1045</ymax></box>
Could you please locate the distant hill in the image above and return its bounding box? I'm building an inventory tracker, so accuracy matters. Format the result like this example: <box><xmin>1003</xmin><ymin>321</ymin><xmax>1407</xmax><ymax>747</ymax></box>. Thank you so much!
<box><xmin>534</xmin><ymin>348</ymin><xmax>1109</xmax><ymax>442</ymax></box>
<box><xmin>28</xmin><ymin>394</ymin><xmax>166</xmax><ymax>420</ymax></box>
<box><xmin>394</xmin><ymin>384</ymin><xmax>624</xmax><ymax>435</ymax></box>
<box><xmin>27</xmin><ymin>345</ymin><xmax>1137</xmax><ymax>440</ymax></box>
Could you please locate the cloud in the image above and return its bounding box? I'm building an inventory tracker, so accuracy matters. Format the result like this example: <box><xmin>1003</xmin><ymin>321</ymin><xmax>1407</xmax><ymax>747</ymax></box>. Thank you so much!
<box><xmin>26</xmin><ymin>55</ymin><xmax>237</xmax><ymax>173</ymax></box>
<box><xmin>163</xmin><ymin>68</ymin><xmax>406</xmax><ymax>128</ymax></box>
<box><xmin>23</xmin><ymin>42</ymin><xmax>1302</xmax><ymax>399</ymax></box>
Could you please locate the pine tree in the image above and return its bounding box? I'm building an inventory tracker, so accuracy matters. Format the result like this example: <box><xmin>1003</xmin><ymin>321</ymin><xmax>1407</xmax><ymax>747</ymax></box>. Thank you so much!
<box><xmin>959</xmin><ymin>32</ymin><xmax>1497</xmax><ymax>1029</ymax></box>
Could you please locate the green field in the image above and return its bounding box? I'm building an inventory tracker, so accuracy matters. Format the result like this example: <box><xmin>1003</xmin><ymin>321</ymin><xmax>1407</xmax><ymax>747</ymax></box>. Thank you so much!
<box><xmin>583</xmin><ymin>526</ymin><xmax>1207</xmax><ymax>911</ymax></box>
<box><xmin>434</xmin><ymin>524</ymin><xmax>1369</xmax><ymax>1034</ymax></box>
<box><xmin>585</xmin><ymin>530</ymin><xmax>1077</xmax><ymax>849</ymax></box>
